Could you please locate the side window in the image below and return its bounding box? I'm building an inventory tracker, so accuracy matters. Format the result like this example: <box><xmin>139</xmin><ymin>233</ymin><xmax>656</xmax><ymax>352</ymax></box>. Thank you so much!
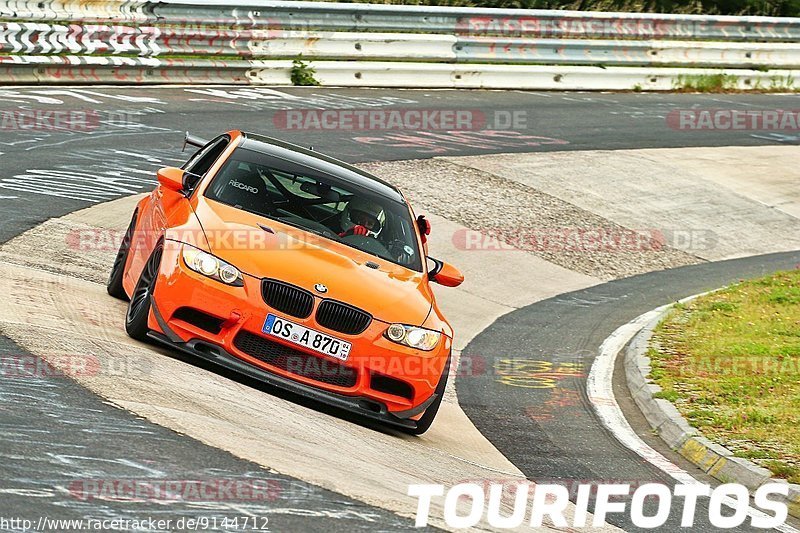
<box><xmin>182</xmin><ymin>135</ymin><xmax>230</xmax><ymax>192</ymax></box>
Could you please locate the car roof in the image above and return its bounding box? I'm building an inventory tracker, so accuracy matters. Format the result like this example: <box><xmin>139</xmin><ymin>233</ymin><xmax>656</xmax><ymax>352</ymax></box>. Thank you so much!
<box><xmin>240</xmin><ymin>132</ymin><xmax>405</xmax><ymax>203</ymax></box>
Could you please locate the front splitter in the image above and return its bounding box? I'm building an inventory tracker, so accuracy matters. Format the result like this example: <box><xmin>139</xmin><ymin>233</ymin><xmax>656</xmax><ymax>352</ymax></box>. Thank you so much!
<box><xmin>147</xmin><ymin>331</ymin><xmax>423</xmax><ymax>431</ymax></box>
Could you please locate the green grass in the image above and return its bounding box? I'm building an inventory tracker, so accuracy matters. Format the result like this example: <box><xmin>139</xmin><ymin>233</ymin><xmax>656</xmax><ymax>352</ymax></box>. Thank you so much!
<box><xmin>290</xmin><ymin>56</ymin><xmax>321</xmax><ymax>86</ymax></box>
<box><xmin>648</xmin><ymin>269</ymin><xmax>800</xmax><ymax>484</ymax></box>
<box><xmin>674</xmin><ymin>73</ymin><xmax>739</xmax><ymax>92</ymax></box>
<box><xmin>672</xmin><ymin>73</ymin><xmax>798</xmax><ymax>93</ymax></box>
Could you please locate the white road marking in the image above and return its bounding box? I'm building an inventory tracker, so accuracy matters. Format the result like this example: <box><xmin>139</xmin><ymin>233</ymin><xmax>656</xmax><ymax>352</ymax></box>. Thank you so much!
<box><xmin>24</xmin><ymin>129</ymin><xmax>169</xmax><ymax>151</ymax></box>
<box><xmin>587</xmin><ymin>295</ymin><xmax>799</xmax><ymax>533</ymax></box>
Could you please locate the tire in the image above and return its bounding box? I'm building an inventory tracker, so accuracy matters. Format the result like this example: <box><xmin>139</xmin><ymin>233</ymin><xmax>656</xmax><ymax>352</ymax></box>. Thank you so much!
<box><xmin>107</xmin><ymin>211</ymin><xmax>137</xmax><ymax>301</ymax></box>
<box><xmin>125</xmin><ymin>243</ymin><xmax>163</xmax><ymax>342</ymax></box>
<box><xmin>401</xmin><ymin>354</ymin><xmax>451</xmax><ymax>436</ymax></box>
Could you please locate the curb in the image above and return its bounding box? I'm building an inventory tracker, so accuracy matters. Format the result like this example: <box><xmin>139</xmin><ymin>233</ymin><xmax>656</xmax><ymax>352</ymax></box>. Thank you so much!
<box><xmin>623</xmin><ymin>302</ymin><xmax>800</xmax><ymax>519</ymax></box>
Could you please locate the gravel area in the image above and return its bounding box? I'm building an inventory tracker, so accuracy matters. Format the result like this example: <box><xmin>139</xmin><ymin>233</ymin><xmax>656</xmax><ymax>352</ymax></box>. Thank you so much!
<box><xmin>358</xmin><ymin>158</ymin><xmax>702</xmax><ymax>280</ymax></box>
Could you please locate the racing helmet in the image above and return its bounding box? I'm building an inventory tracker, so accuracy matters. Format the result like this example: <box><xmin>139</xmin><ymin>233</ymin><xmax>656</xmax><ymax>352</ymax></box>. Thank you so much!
<box><xmin>341</xmin><ymin>197</ymin><xmax>385</xmax><ymax>237</ymax></box>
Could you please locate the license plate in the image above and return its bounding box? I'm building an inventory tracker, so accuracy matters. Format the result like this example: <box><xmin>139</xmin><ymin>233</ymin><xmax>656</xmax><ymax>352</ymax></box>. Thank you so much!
<box><xmin>262</xmin><ymin>314</ymin><xmax>351</xmax><ymax>361</ymax></box>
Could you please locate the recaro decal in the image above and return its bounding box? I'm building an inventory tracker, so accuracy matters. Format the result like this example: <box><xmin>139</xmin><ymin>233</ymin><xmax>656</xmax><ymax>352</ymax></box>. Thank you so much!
<box><xmin>229</xmin><ymin>180</ymin><xmax>258</xmax><ymax>194</ymax></box>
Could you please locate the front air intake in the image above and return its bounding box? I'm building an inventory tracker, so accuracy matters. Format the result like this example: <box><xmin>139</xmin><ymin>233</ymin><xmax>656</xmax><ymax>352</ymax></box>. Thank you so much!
<box><xmin>233</xmin><ymin>331</ymin><xmax>357</xmax><ymax>388</ymax></box>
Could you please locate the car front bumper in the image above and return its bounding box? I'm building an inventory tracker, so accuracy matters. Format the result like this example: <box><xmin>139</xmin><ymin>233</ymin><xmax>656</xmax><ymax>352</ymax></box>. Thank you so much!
<box><xmin>147</xmin><ymin>241</ymin><xmax>451</xmax><ymax>420</ymax></box>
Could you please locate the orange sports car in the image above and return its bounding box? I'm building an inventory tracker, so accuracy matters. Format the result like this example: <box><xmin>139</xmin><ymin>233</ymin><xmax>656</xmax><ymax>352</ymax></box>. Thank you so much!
<box><xmin>107</xmin><ymin>130</ymin><xmax>463</xmax><ymax>434</ymax></box>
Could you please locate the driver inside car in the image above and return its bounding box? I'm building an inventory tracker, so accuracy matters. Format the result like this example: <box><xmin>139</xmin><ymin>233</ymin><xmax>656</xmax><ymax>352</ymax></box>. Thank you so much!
<box><xmin>338</xmin><ymin>197</ymin><xmax>384</xmax><ymax>238</ymax></box>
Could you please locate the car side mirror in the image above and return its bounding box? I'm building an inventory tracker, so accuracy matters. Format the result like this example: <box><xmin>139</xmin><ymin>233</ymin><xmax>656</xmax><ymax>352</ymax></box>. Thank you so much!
<box><xmin>428</xmin><ymin>257</ymin><xmax>464</xmax><ymax>287</ymax></box>
<box><xmin>182</xmin><ymin>171</ymin><xmax>203</xmax><ymax>193</ymax></box>
<box><xmin>157</xmin><ymin>167</ymin><xmax>185</xmax><ymax>192</ymax></box>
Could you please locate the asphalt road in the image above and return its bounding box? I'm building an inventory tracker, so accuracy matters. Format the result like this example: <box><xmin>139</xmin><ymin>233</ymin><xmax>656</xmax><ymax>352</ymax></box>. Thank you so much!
<box><xmin>0</xmin><ymin>338</ymin><xmax>420</xmax><ymax>532</ymax></box>
<box><xmin>0</xmin><ymin>86</ymin><xmax>798</xmax><ymax>531</ymax></box>
<box><xmin>2</xmin><ymin>86</ymin><xmax>799</xmax><ymax>243</ymax></box>
<box><xmin>458</xmin><ymin>250</ymin><xmax>800</xmax><ymax>532</ymax></box>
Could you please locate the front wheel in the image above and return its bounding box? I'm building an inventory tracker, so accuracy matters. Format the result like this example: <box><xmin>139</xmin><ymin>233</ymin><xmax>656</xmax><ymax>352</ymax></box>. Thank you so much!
<box><xmin>125</xmin><ymin>243</ymin><xmax>163</xmax><ymax>342</ymax></box>
<box><xmin>401</xmin><ymin>355</ymin><xmax>450</xmax><ymax>436</ymax></box>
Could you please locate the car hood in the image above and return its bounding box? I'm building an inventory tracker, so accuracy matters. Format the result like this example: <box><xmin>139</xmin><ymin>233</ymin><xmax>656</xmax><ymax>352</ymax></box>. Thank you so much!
<box><xmin>192</xmin><ymin>199</ymin><xmax>434</xmax><ymax>325</ymax></box>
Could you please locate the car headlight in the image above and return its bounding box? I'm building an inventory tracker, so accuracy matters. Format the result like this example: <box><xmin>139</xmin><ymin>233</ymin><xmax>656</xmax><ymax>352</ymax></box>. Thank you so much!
<box><xmin>385</xmin><ymin>324</ymin><xmax>441</xmax><ymax>351</ymax></box>
<box><xmin>182</xmin><ymin>246</ymin><xmax>244</xmax><ymax>287</ymax></box>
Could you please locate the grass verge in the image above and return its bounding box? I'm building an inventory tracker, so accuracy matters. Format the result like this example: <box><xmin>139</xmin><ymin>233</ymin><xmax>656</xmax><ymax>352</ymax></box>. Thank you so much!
<box><xmin>673</xmin><ymin>73</ymin><xmax>797</xmax><ymax>93</ymax></box>
<box><xmin>648</xmin><ymin>269</ymin><xmax>800</xmax><ymax>483</ymax></box>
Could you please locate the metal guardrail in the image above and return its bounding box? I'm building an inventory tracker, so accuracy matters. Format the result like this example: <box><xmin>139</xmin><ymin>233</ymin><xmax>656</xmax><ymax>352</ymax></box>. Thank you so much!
<box><xmin>3</xmin><ymin>0</ymin><xmax>800</xmax><ymax>42</ymax></box>
<box><xmin>456</xmin><ymin>38</ymin><xmax>800</xmax><ymax>68</ymax></box>
<box><xmin>1</xmin><ymin>0</ymin><xmax>798</xmax><ymax>89</ymax></box>
<box><xmin>0</xmin><ymin>0</ymin><xmax>150</xmax><ymax>22</ymax></box>
<box><xmin>4</xmin><ymin>55</ymin><xmax>796</xmax><ymax>91</ymax></box>
<box><xmin>3</xmin><ymin>24</ymin><xmax>800</xmax><ymax>69</ymax></box>
<box><xmin>149</xmin><ymin>1</ymin><xmax>800</xmax><ymax>42</ymax></box>
<box><xmin>0</xmin><ymin>55</ymin><xmax>255</xmax><ymax>84</ymax></box>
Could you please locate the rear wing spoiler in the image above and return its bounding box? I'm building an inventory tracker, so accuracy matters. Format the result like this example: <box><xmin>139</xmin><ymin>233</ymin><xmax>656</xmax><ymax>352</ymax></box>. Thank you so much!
<box><xmin>183</xmin><ymin>131</ymin><xmax>208</xmax><ymax>152</ymax></box>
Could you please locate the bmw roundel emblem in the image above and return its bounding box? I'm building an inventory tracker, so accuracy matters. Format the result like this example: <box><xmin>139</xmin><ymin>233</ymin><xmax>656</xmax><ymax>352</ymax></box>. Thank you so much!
<box><xmin>314</xmin><ymin>283</ymin><xmax>328</xmax><ymax>294</ymax></box>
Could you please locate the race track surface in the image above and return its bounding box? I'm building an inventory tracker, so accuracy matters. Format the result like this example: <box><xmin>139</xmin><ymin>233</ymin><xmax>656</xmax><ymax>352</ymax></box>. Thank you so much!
<box><xmin>459</xmin><ymin>251</ymin><xmax>800</xmax><ymax>532</ymax></box>
<box><xmin>2</xmin><ymin>86</ymin><xmax>799</xmax><ymax>242</ymax></box>
<box><xmin>1</xmin><ymin>86</ymin><xmax>798</xmax><ymax>531</ymax></box>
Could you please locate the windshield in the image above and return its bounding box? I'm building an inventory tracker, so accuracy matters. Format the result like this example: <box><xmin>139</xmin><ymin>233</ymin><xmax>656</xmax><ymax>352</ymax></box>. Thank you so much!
<box><xmin>204</xmin><ymin>148</ymin><xmax>422</xmax><ymax>271</ymax></box>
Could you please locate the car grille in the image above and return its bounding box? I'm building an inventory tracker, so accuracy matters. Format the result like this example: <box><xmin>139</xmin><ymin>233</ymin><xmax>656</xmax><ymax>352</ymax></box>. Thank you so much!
<box><xmin>233</xmin><ymin>330</ymin><xmax>358</xmax><ymax>388</ymax></box>
<box><xmin>262</xmin><ymin>279</ymin><xmax>314</xmax><ymax>319</ymax></box>
<box><xmin>316</xmin><ymin>300</ymin><xmax>372</xmax><ymax>335</ymax></box>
